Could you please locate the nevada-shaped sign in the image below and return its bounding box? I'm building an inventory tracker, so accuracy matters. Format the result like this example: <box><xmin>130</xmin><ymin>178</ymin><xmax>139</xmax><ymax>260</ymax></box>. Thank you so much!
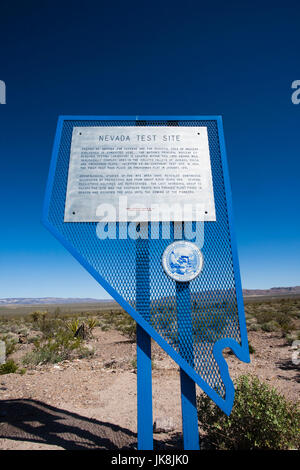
<box><xmin>42</xmin><ymin>115</ymin><xmax>250</xmax><ymax>415</ymax></box>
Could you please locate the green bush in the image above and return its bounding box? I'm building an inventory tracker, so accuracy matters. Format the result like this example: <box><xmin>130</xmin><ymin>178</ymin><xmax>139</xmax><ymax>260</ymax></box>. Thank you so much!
<box><xmin>261</xmin><ymin>320</ymin><xmax>281</xmax><ymax>332</ymax></box>
<box><xmin>117</xmin><ymin>322</ymin><xmax>136</xmax><ymax>340</ymax></box>
<box><xmin>130</xmin><ymin>357</ymin><xmax>137</xmax><ymax>370</ymax></box>
<box><xmin>38</xmin><ymin>318</ymin><xmax>63</xmax><ymax>338</ymax></box>
<box><xmin>66</xmin><ymin>318</ymin><xmax>80</xmax><ymax>336</ymax></box>
<box><xmin>0</xmin><ymin>335</ymin><xmax>18</xmax><ymax>356</ymax></box>
<box><xmin>86</xmin><ymin>317</ymin><xmax>98</xmax><ymax>332</ymax></box>
<box><xmin>197</xmin><ymin>374</ymin><xmax>300</xmax><ymax>450</ymax></box>
<box><xmin>114</xmin><ymin>313</ymin><xmax>136</xmax><ymax>340</ymax></box>
<box><xmin>30</xmin><ymin>310</ymin><xmax>47</xmax><ymax>323</ymax></box>
<box><xmin>22</xmin><ymin>330</ymin><xmax>83</xmax><ymax>365</ymax></box>
<box><xmin>0</xmin><ymin>359</ymin><xmax>18</xmax><ymax>375</ymax></box>
<box><xmin>248</xmin><ymin>323</ymin><xmax>261</xmax><ymax>332</ymax></box>
<box><xmin>285</xmin><ymin>331</ymin><xmax>300</xmax><ymax>345</ymax></box>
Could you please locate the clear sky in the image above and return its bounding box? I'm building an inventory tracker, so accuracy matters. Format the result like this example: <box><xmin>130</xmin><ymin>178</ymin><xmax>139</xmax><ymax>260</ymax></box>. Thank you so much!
<box><xmin>0</xmin><ymin>0</ymin><xmax>299</xmax><ymax>298</ymax></box>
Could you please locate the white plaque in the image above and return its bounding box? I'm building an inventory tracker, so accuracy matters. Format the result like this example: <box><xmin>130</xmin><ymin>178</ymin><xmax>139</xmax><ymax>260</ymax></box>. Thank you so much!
<box><xmin>64</xmin><ymin>126</ymin><xmax>216</xmax><ymax>222</ymax></box>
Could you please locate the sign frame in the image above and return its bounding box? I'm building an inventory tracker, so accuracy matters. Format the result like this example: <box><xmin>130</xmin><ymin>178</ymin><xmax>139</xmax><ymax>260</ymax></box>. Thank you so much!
<box><xmin>42</xmin><ymin>115</ymin><xmax>250</xmax><ymax>419</ymax></box>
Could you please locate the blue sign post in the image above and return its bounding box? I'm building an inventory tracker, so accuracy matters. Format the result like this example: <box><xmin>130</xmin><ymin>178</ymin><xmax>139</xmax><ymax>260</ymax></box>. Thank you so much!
<box><xmin>43</xmin><ymin>116</ymin><xmax>250</xmax><ymax>450</ymax></box>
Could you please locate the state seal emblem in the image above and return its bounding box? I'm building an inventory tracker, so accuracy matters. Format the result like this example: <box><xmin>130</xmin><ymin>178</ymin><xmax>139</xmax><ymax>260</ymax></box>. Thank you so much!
<box><xmin>162</xmin><ymin>241</ymin><xmax>203</xmax><ymax>282</ymax></box>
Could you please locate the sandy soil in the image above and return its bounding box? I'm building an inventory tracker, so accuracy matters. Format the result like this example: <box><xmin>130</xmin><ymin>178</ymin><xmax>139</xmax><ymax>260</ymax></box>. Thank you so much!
<box><xmin>0</xmin><ymin>329</ymin><xmax>299</xmax><ymax>450</ymax></box>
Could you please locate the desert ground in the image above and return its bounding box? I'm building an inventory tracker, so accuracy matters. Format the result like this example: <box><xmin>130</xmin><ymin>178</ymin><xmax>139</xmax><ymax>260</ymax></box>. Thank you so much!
<box><xmin>0</xmin><ymin>298</ymin><xmax>299</xmax><ymax>450</ymax></box>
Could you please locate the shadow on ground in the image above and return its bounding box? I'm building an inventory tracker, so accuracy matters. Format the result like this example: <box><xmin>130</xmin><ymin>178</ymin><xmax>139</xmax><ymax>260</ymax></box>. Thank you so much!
<box><xmin>276</xmin><ymin>359</ymin><xmax>300</xmax><ymax>383</ymax></box>
<box><xmin>0</xmin><ymin>399</ymin><xmax>182</xmax><ymax>450</ymax></box>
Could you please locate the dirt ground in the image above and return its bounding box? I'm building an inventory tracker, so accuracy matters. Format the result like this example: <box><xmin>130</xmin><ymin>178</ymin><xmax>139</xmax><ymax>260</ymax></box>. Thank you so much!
<box><xmin>0</xmin><ymin>328</ymin><xmax>299</xmax><ymax>450</ymax></box>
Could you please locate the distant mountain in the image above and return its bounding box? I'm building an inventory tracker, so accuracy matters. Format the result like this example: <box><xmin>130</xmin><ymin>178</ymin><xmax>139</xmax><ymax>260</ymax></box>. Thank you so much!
<box><xmin>0</xmin><ymin>297</ymin><xmax>111</xmax><ymax>305</ymax></box>
<box><xmin>0</xmin><ymin>286</ymin><xmax>299</xmax><ymax>306</ymax></box>
<box><xmin>243</xmin><ymin>286</ymin><xmax>300</xmax><ymax>296</ymax></box>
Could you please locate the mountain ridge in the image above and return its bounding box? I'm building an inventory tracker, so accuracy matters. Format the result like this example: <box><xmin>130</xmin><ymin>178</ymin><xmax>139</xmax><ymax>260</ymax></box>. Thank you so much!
<box><xmin>1</xmin><ymin>286</ymin><xmax>300</xmax><ymax>305</ymax></box>
<box><xmin>0</xmin><ymin>297</ymin><xmax>110</xmax><ymax>305</ymax></box>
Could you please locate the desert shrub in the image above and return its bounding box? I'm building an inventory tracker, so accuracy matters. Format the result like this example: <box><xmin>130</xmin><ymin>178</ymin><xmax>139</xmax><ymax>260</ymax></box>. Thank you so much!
<box><xmin>86</xmin><ymin>317</ymin><xmax>98</xmax><ymax>332</ymax></box>
<box><xmin>193</xmin><ymin>310</ymin><xmax>227</xmax><ymax>343</ymax></box>
<box><xmin>0</xmin><ymin>359</ymin><xmax>18</xmax><ymax>375</ymax></box>
<box><xmin>285</xmin><ymin>330</ymin><xmax>300</xmax><ymax>345</ymax></box>
<box><xmin>90</xmin><ymin>309</ymin><xmax>136</xmax><ymax>339</ymax></box>
<box><xmin>39</xmin><ymin>318</ymin><xmax>63</xmax><ymax>338</ymax></box>
<box><xmin>150</xmin><ymin>308</ymin><xmax>179</xmax><ymax>345</ymax></box>
<box><xmin>114</xmin><ymin>313</ymin><xmax>136</xmax><ymax>340</ymax></box>
<box><xmin>117</xmin><ymin>322</ymin><xmax>136</xmax><ymax>339</ymax></box>
<box><xmin>130</xmin><ymin>357</ymin><xmax>137</xmax><ymax>370</ymax></box>
<box><xmin>27</xmin><ymin>334</ymin><xmax>42</xmax><ymax>344</ymax></box>
<box><xmin>66</xmin><ymin>318</ymin><xmax>80</xmax><ymax>336</ymax></box>
<box><xmin>197</xmin><ymin>374</ymin><xmax>300</xmax><ymax>450</ymax></box>
<box><xmin>78</xmin><ymin>344</ymin><xmax>94</xmax><ymax>359</ymax></box>
<box><xmin>274</xmin><ymin>313</ymin><xmax>293</xmax><ymax>333</ymax></box>
<box><xmin>246</xmin><ymin>317</ymin><xmax>261</xmax><ymax>332</ymax></box>
<box><xmin>22</xmin><ymin>330</ymin><xmax>83</xmax><ymax>365</ymax></box>
<box><xmin>248</xmin><ymin>323</ymin><xmax>261</xmax><ymax>332</ymax></box>
<box><xmin>0</xmin><ymin>335</ymin><xmax>18</xmax><ymax>356</ymax></box>
<box><xmin>28</xmin><ymin>312</ymin><xmax>63</xmax><ymax>339</ymax></box>
<box><xmin>256</xmin><ymin>311</ymin><xmax>278</xmax><ymax>325</ymax></box>
<box><xmin>53</xmin><ymin>307</ymin><xmax>61</xmax><ymax>318</ymax></box>
<box><xmin>261</xmin><ymin>320</ymin><xmax>281</xmax><ymax>332</ymax></box>
<box><xmin>244</xmin><ymin>298</ymin><xmax>300</xmax><ymax>335</ymax></box>
<box><xmin>30</xmin><ymin>310</ymin><xmax>47</xmax><ymax>323</ymax></box>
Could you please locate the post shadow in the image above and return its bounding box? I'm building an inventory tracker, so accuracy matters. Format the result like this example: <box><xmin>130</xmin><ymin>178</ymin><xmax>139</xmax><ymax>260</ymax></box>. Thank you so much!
<box><xmin>0</xmin><ymin>399</ymin><xmax>182</xmax><ymax>450</ymax></box>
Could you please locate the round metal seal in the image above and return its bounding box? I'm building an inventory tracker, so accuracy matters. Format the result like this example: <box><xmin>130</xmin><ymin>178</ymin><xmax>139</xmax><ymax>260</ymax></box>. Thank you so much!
<box><xmin>162</xmin><ymin>241</ymin><xmax>203</xmax><ymax>282</ymax></box>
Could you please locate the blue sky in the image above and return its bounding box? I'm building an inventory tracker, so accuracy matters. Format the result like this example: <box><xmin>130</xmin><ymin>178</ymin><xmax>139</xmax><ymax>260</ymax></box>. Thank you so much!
<box><xmin>0</xmin><ymin>0</ymin><xmax>299</xmax><ymax>298</ymax></box>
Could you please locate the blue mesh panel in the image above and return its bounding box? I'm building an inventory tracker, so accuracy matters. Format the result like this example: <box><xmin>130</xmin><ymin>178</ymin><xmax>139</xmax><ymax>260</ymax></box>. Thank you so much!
<box><xmin>45</xmin><ymin>118</ymin><xmax>246</xmax><ymax>404</ymax></box>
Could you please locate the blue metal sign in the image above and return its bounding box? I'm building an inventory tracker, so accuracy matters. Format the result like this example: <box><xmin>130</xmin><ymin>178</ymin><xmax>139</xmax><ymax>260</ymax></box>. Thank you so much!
<box><xmin>43</xmin><ymin>116</ymin><xmax>249</xmax><ymax>449</ymax></box>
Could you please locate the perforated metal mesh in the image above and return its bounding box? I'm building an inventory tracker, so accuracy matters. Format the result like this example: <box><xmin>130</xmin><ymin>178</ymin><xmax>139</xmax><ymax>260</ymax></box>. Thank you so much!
<box><xmin>46</xmin><ymin>119</ymin><xmax>242</xmax><ymax>399</ymax></box>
